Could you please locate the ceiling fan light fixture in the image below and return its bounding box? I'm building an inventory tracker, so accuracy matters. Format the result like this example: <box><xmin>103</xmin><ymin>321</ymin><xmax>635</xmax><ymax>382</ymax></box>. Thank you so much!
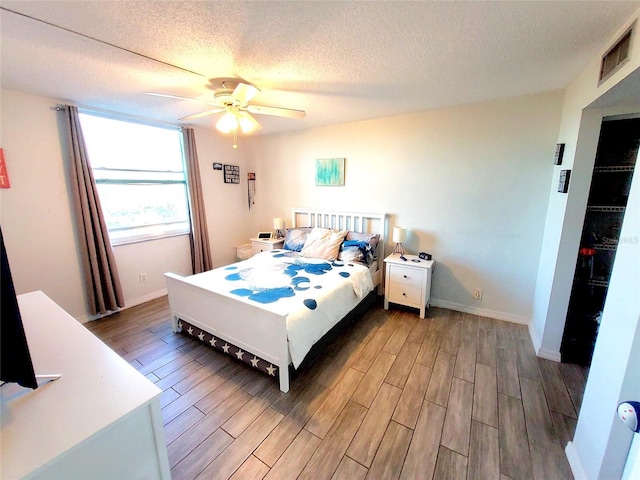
<box><xmin>238</xmin><ymin>112</ymin><xmax>262</xmax><ymax>134</ymax></box>
<box><xmin>216</xmin><ymin>111</ymin><xmax>239</xmax><ymax>133</ymax></box>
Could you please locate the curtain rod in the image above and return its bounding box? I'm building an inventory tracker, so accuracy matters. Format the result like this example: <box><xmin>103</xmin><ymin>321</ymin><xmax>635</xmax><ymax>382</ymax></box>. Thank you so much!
<box><xmin>52</xmin><ymin>104</ymin><xmax>182</xmax><ymax>130</ymax></box>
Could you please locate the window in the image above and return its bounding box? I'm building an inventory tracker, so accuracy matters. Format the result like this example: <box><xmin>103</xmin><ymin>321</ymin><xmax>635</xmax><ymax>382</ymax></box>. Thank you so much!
<box><xmin>78</xmin><ymin>112</ymin><xmax>190</xmax><ymax>245</ymax></box>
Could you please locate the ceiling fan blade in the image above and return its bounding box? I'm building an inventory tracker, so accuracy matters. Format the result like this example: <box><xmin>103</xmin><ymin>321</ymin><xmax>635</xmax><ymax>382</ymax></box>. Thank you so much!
<box><xmin>247</xmin><ymin>104</ymin><xmax>306</xmax><ymax>119</ymax></box>
<box><xmin>146</xmin><ymin>92</ymin><xmax>209</xmax><ymax>104</ymax></box>
<box><xmin>231</xmin><ymin>83</ymin><xmax>260</xmax><ymax>105</ymax></box>
<box><xmin>179</xmin><ymin>107</ymin><xmax>226</xmax><ymax>121</ymax></box>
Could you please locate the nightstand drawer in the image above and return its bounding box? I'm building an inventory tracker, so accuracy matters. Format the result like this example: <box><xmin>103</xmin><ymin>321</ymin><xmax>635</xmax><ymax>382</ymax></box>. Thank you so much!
<box><xmin>388</xmin><ymin>282</ymin><xmax>423</xmax><ymax>305</ymax></box>
<box><xmin>250</xmin><ymin>238</ymin><xmax>285</xmax><ymax>256</ymax></box>
<box><xmin>389</xmin><ymin>265</ymin><xmax>424</xmax><ymax>287</ymax></box>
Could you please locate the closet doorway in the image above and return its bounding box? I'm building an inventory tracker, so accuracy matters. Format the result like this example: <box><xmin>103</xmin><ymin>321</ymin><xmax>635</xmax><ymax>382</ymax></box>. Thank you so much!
<box><xmin>561</xmin><ymin>116</ymin><xmax>639</xmax><ymax>366</ymax></box>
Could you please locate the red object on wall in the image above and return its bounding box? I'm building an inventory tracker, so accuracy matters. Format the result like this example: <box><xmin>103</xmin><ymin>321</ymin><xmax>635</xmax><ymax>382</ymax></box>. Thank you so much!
<box><xmin>0</xmin><ymin>149</ymin><xmax>10</xmax><ymax>188</ymax></box>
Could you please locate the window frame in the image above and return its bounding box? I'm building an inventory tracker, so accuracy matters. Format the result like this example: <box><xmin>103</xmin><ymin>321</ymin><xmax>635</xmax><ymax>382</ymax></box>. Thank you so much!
<box><xmin>78</xmin><ymin>110</ymin><xmax>191</xmax><ymax>246</ymax></box>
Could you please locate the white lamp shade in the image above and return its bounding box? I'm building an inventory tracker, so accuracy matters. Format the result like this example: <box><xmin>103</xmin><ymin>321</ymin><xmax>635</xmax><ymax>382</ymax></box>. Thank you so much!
<box><xmin>238</xmin><ymin>112</ymin><xmax>262</xmax><ymax>134</ymax></box>
<box><xmin>216</xmin><ymin>111</ymin><xmax>239</xmax><ymax>133</ymax></box>
<box><xmin>392</xmin><ymin>226</ymin><xmax>407</xmax><ymax>244</ymax></box>
<box><xmin>273</xmin><ymin>217</ymin><xmax>285</xmax><ymax>230</ymax></box>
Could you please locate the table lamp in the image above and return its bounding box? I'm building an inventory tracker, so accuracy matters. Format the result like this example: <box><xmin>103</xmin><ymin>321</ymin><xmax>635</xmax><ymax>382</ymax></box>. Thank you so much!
<box><xmin>273</xmin><ymin>217</ymin><xmax>285</xmax><ymax>239</ymax></box>
<box><xmin>392</xmin><ymin>226</ymin><xmax>407</xmax><ymax>255</ymax></box>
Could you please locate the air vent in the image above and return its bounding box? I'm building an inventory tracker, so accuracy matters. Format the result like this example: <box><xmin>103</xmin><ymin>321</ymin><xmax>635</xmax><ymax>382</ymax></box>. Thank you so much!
<box><xmin>599</xmin><ymin>22</ymin><xmax>635</xmax><ymax>84</ymax></box>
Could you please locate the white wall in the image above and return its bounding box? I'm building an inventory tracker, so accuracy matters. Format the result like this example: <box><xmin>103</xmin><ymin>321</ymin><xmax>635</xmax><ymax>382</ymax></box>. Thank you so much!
<box><xmin>245</xmin><ymin>91</ymin><xmax>564</xmax><ymax>323</ymax></box>
<box><xmin>1</xmin><ymin>89</ymin><xmax>564</xmax><ymax>325</ymax></box>
<box><xmin>0</xmin><ymin>89</ymin><xmax>254</xmax><ymax>322</ymax></box>
<box><xmin>0</xmin><ymin>90</ymin><xmax>87</xmax><ymax>318</ymax></box>
<box><xmin>114</xmin><ymin>235</ymin><xmax>192</xmax><ymax>306</ymax></box>
<box><xmin>189</xmin><ymin>125</ymin><xmax>258</xmax><ymax>266</ymax></box>
<box><xmin>531</xmin><ymin>8</ymin><xmax>640</xmax><ymax>360</ymax></box>
<box><xmin>528</xmin><ymin>7</ymin><xmax>640</xmax><ymax>479</ymax></box>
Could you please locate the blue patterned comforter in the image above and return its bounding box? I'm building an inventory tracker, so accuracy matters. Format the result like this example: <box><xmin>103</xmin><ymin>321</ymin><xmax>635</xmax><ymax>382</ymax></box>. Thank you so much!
<box><xmin>186</xmin><ymin>250</ymin><xmax>373</xmax><ymax>367</ymax></box>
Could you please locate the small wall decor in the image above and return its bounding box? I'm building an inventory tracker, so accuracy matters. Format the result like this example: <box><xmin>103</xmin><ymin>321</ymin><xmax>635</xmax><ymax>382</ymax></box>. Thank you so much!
<box><xmin>224</xmin><ymin>164</ymin><xmax>240</xmax><ymax>184</ymax></box>
<box><xmin>0</xmin><ymin>148</ymin><xmax>10</xmax><ymax>188</ymax></box>
<box><xmin>558</xmin><ymin>169</ymin><xmax>571</xmax><ymax>193</ymax></box>
<box><xmin>316</xmin><ymin>158</ymin><xmax>345</xmax><ymax>186</ymax></box>
<box><xmin>554</xmin><ymin>143</ymin><xmax>565</xmax><ymax>165</ymax></box>
<box><xmin>213</xmin><ymin>162</ymin><xmax>223</xmax><ymax>170</ymax></box>
<box><xmin>247</xmin><ymin>172</ymin><xmax>256</xmax><ymax>209</ymax></box>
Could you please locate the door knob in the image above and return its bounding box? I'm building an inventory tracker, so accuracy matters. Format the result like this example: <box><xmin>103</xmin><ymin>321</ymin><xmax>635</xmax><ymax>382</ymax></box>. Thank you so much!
<box><xmin>618</xmin><ymin>401</ymin><xmax>640</xmax><ymax>432</ymax></box>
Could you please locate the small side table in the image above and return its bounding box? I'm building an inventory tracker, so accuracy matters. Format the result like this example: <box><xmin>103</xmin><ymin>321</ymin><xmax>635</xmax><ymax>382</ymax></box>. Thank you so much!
<box><xmin>251</xmin><ymin>237</ymin><xmax>285</xmax><ymax>256</ymax></box>
<box><xmin>384</xmin><ymin>253</ymin><xmax>435</xmax><ymax>319</ymax></box>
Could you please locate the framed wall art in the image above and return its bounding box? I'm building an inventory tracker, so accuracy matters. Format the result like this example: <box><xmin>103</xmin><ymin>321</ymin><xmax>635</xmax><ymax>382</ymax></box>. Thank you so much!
<box><xmin>554</xmin><ymin>143</ymin><xmax>565</xmax><ymax>165</ymax></box>
<box><xmin>0</xmin><ymin>149</ymin><xmax>10</xmax><ymax>188</ymax></box>
<box><xmin>316</xmin><ymin>158</ymin><xmax>345</xmax><ymax>186</ymax></box>
<box><xmin>558</xmin><ymin>169</ymin><xmax>571</xmax><ymax>193</ymax></box>
<box><xmin>224</xmin><ymin>164</ymin><xmax>240</xmax><ymax>184</ymax></box>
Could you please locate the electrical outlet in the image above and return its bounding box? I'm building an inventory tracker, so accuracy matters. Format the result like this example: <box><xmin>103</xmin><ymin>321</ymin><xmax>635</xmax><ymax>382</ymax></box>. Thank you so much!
<box><xmin>139</xmin><ymin>272</ymin><xmax>147</xmax><ymax>283</ymax></box>
<box><xmin>473</xmin><ymin>288</ymin><xmax>483</xmax><ymax>300</ymax></box>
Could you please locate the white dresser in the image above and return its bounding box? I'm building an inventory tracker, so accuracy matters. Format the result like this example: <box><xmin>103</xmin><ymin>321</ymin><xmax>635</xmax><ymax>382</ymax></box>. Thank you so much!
<box><xmin>1</xmin><ymin>291</ymin><xmax>170</xmax><ymax>479</ymax></box>
<box><xmin>384</xmin><ymin>253</ymin><xmax>435</xmax><ymax>319</ymax></box>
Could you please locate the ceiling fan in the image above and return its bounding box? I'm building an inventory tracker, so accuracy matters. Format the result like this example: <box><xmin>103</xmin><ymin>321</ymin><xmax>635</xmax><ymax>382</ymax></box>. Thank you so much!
<box><xmin>147</xmin><ymin>79</ymin><xmax>306</xmax><ymax>148</ymax></box>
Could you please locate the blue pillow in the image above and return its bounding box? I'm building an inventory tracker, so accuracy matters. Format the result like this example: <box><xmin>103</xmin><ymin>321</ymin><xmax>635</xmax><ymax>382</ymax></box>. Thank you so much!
<box><xmin>338</xmin><ymin>240</ymin><xmax>374</xmax><ymax>265</ymax></box>
<box><xmin>283</xmin><ymin>228</ymin><xmax>311</xmax><ymax>252</ymax></box>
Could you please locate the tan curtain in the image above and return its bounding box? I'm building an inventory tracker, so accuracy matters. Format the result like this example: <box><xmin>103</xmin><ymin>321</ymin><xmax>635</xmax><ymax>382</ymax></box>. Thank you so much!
<box><xmin>183</xmin><ymin>128</ymin><xmax>213</xmax><ymax>273</ymax></box>
<box><xmin>64</xmin><ymin>105</ymin><xmax>124</xmax><ymax>315</ymax></box>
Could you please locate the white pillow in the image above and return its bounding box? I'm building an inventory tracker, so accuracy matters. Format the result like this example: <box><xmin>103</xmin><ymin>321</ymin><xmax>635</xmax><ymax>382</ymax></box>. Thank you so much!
<box><xmin>300</xmin><ymin>228</ymin><xmax>348</xmax><ymax>260</ymax></box>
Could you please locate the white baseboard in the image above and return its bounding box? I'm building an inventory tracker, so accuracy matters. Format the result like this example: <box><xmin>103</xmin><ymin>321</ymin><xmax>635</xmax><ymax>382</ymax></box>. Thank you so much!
<box><xmin>528</xmin><ymin>321</ymin><xmax>561</xmax><ymax>361</ymax></box>
<box><xmin>429</xmin><ymin>298</ymin><xmax>529</xmax><ymax>325</ymax></box>
<box><xmin>528</xmin><ymin>320</ymin><xmax>542</xmax><ymax>351</ymax></box>
<box><xmin>565</xmin><ymin>441</ymin><xmax>587</xmax><ymax>480</ymax></box>
<box><xmin>125</xmin><ymin>288</ymin><xmax>168</xmax><ymax>309</ymax></box>
<box><xmin>536</xmin><ymin>346</ymin><xmax>561</xmax><ymax>361</ymax></box>
<box><xmin>82</xmin><ymin>288</ymin><xmax>168</xmax><ymax>324</ymax></box>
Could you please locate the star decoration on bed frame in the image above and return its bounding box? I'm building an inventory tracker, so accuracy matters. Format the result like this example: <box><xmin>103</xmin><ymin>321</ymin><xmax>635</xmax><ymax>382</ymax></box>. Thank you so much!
<box><xmin>178</xmin><ymin>319</ymin><xmax>279</xmax><ymax>378</ymax></box>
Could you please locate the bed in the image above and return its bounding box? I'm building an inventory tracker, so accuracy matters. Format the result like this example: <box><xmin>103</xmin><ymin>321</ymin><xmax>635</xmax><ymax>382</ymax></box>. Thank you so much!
<box><xmin>165</xmin><ymin>208</ymin><xmax>386</xmax><ymax>392</ymax></box>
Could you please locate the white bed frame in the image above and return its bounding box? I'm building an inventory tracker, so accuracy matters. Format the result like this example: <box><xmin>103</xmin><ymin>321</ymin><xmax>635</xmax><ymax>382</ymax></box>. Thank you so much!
<box><xmin>165</xmin><ymin>208</ymin><xmax>386</xmax><ymax>392</ymax></box>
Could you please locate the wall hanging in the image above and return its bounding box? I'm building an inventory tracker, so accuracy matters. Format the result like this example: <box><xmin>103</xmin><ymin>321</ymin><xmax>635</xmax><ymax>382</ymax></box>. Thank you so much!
<box><xmin>554</xmin><ymin>143</ymin><xmax>565</xmax><ymax>165</ymax></box>
<box><xmin>0</xmin><ymin>149</ymin><xmax>10</xmax><ymax>188</ymax></box>
<box><xmin>316</xmin><ymin>158</ymin><xmax>345</xmax><ymax>186</ymax></box>
<box><xmin>558</xmin><ymin>169</ymin><xmax>571</xmax><ymax>193</ymax></box>
<box><xmin>247</xmin><ymin>172</ymin><xmax>256</xmax><ymax>209</ymax></box>
<box><xmin>224</xmin><ymin>164</ymin><xmax>240</xmax><ymax>184</ymax></box>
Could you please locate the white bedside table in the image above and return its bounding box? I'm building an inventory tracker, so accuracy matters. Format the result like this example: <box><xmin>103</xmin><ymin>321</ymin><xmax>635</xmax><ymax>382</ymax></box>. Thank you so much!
<box><xmin>251</xmin><ymin>237</ymin><xmax>285</xmax><ymax>255</ymax></box>
<box><xmin>384</xmin><ymin>253</ymin><xmax>435</xmax><ymax>319</ymax></box>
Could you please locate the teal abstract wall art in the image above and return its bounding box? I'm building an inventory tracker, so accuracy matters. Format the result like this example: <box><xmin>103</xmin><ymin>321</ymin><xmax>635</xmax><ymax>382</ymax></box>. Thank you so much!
<box><xmin>315</xmin><ymin>158</ymin><xmax>345</xmax><ymax>186</ymax></box>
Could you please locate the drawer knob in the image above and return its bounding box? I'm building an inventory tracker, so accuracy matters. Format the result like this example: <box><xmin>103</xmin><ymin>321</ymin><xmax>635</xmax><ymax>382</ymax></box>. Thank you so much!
<box><xmin>403</xmin><ymin>275</ymin><xmax>408</xmax><ymax>278</ymax></box>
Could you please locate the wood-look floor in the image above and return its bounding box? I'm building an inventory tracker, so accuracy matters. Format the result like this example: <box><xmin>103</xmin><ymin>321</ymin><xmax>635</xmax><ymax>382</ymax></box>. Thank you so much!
<box><xmin>86</xmin><ymin>296</ymin><xmax>587</xmax><ymax>480</ymax></box>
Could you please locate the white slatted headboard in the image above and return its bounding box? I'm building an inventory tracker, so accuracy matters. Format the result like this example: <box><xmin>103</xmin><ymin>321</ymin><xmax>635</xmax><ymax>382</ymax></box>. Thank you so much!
<box><xmin>291</xmin><ymin>208</ymin><xmax>387</xmax><ymax>289</ymax></box>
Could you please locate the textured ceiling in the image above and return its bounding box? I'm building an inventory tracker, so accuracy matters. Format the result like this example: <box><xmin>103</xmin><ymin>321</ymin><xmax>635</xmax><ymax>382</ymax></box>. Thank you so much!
<box><xmin>1</xmin><ymin>1</ymin><xmax>639</xmax><ymax>135</ymax></box>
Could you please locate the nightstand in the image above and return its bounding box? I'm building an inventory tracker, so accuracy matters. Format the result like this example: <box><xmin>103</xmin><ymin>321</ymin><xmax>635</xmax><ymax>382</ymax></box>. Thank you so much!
<box><xmin>384</xmin><ymin>253</ymin><xmax>435</xmax><ymax>319</ymax></box>
<box><xmin>250</xmin><ymin>237</ymin><xmax>285</xmax><ymax>255</ymax></box>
